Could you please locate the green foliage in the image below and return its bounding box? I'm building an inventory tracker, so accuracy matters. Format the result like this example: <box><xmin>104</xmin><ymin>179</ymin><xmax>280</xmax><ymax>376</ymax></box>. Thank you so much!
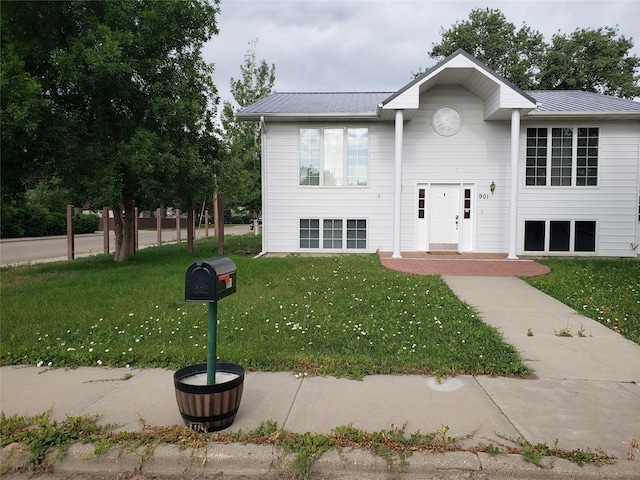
<box><xmin>486</xmin><ymin>443</ymin><xmax>502</xmax><ymax>456</ymax></box>
<box><xmin>425</xmin><ymin>8</ymin><xmax>640</xmax><ymax>98</ymax></box>
<box><xmin>0</xmin><ymin>411</ymin><xmax>115</xmax><ymax>469</ymax></box>
<box><xmin>1</xmin><ymin>0</ymin><xmax>221</xmax><ymax>260</ymax></box>
<box><xmin>0</xmin><ymin>34</ymin><xmax>52</xmax><ymax>202</ymax></box>
<box><xmin>427</xmin><ymin>8</ymin><xmax>545</xmax><ymax>89</ymax></box>
<box><xmin>0</xmin><ymin>199</ymin><xmax>25</xmax><ymax>238</ymax></box>
<box><xmin>1</xmin><ymin>412</ymin><xmax>615</xmax><ymax>476</ymax></box>
<box><xmin>73</xmin><ymin>213</ymin><xmax>100</xmax><ymax>234</ymax></box>
<box><xmin>539</xmin><ymin>27</ymin><xmax>640</xmax><ymax>98</ymax></box>
<box><xmin>219</xmin><ymin>39</ymin><xmax>276</xmax><ymax>217</ymax></box>
<box><xmin>516</xmin><ymin>438</ymin><xmax>613</xmax><ymax>467</ymax></box>
<box><xmin>525</xmin><ymin>258</ymin><xmax>640</xmax><ymax>344</ymax></box>
<box><xmin>0</xmin><ymin>179</ymin><xmax>70</xmax><ymax>238</ymax></box>
<box><xmin>0</xmin><ymin>179</ymin><xmax>90</xmax><ymax>238</ymax></box>
<box><xmin>0</xmin><ymin>235</ymin><xmax>529</xmax><ymax>378</ymax></box>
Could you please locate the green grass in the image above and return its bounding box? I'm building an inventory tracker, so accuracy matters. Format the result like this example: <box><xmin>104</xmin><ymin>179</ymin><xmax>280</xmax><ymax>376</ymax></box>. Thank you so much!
<box><xmin>524</xmin><ymin>258</ymin><xmax>640</xmax><ymax>344</ymax></box>
<box><xmin>0</xmin><ymin>235</ymin><xmax>529</xmax><ymax>378</ymax></box>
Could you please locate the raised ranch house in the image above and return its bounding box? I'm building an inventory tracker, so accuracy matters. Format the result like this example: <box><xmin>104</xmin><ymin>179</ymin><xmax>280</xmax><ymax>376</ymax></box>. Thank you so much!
<box><xmin>238</xmin><ymin>50</ymin><xmax>640</xmax><ymax>258</ymax></box>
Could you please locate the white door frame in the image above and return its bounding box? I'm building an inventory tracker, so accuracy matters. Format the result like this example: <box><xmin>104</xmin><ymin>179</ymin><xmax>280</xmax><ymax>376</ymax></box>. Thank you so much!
<box><xmin>414</xmin><ymin>183</ymin><xmax>475</xmax><ymax>252</ymax></box>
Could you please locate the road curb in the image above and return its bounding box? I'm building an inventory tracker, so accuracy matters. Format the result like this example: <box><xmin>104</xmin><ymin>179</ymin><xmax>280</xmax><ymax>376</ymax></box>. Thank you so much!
<box><xmin>2</xmin><ymin>441</ymin><xmax>639</xmax><ymax>479</ymax></box>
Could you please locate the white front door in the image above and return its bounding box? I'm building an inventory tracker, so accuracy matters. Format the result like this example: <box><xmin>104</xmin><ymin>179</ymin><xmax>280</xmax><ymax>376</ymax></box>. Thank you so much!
<box><xmin>429</xmin><ymin>184</ymin><xmax>460</xmax><ymax>251</ymax></box>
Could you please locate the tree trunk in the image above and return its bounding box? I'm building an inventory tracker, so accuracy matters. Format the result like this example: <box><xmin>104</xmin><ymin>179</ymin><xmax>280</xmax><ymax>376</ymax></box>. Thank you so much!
<box><xmin>112</xmin><ymin>201</ymin><xmax>134</xmax><ymax>262</ymax></box>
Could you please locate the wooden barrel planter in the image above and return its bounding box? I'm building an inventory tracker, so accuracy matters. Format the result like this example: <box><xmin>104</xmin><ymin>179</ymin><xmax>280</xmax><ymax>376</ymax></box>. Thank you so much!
<box><xmin>174</xmin><ymin>362</ymin><xmax>244</xmax><ymax>432</ymax></box>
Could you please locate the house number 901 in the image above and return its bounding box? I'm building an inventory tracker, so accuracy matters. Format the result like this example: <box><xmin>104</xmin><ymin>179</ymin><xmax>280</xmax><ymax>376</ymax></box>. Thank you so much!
<box><xmin>478</xmin><ymin>193</ymin><xmax>489</xmax><ymax>200</ymax></box>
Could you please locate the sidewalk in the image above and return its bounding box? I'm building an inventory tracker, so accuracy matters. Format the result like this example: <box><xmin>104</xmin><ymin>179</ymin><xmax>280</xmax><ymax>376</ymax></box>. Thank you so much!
<box><xmin>1</xmin><ymin>277</ymin><xmax>639</xmax><ymax>479</ymax></box>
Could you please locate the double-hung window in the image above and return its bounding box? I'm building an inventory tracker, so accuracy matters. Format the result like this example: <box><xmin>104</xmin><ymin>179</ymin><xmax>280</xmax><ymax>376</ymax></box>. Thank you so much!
<box><xmin>299</xmin><ymin>128</ymin><xmax>368</xmax><ymax>186</ymax></box>
<box><xmin>299</xmin><ymin>218</ymin><xmax>367</xmax><ymax>250</ymax></box>
<box><xmin>526</xmin><ymin>127</ymin><xmax>598</xmax><ymax>186</ymax></box>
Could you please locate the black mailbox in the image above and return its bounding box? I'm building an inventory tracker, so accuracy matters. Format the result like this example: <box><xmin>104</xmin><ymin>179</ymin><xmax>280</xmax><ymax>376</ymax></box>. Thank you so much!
<box><xmin>185</xmin><ymin>258</ymin><xmax>237</xmax><ymax>302</ymax></box>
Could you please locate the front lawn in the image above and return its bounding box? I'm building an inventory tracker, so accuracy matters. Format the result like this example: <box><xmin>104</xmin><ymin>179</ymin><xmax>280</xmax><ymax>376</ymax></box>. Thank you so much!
<box><xmin>524</xmin><ymin>257</ymin><xmax>640</xmax><ymax>344</ymax></box>
<box><xmin>0</xmin><ymin>235</ymin><xmax>529</xmax><ymax>378</ymax></box>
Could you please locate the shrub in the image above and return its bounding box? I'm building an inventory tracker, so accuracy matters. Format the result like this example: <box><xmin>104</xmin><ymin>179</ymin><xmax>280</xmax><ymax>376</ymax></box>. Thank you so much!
<box><xmin>21</xmin><ymin>204</ymin><xmax>66</xmax><ymax>237</ymax></box>
<box><xmin>0</xmin><ymin>201</ymin><xmax>25</xmax><ymax>238</ymax></box>
<box><xmin>73</xmin><ymin>213</ymin><xmax>100</xmax><ymax>234</ymax></box>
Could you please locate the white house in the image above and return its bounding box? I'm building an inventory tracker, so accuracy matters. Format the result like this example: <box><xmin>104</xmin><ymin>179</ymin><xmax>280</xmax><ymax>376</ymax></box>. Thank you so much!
<box><xmin>238</xmin><ymin>50</ymin><xmax>640</xmax><ymax>258</ymax></box>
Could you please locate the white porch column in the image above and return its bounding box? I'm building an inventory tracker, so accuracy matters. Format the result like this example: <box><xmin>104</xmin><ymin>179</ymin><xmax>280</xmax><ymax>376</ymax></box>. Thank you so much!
<box><xmin>392</xmin><ymin>110</ymin><xmax>404</xmax><ymax>258</ymax></box>
<box><xmin>508</xmin><ymin>109</ymin><xmax>520</xmax><ymax>259</ymax></box>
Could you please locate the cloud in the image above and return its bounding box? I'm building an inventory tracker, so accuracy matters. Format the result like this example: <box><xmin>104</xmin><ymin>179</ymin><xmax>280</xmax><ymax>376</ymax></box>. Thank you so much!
<box><xmin>204</xmin><ymin>0</ymin><xmax>640</xmax><ymax>106</ymax></box>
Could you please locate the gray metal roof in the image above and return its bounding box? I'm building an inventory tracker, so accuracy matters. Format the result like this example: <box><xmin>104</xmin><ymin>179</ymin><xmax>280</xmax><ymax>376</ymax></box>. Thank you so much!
<box><xmin>239</xmin><ymin>88</ymin><xmax>640</xmax><ymax>122</ymax></box>
<box><xmin>240</xmin><ymin>90</ymin><xmax>640</xmax><ymax>119</ymax></box>
<box><xmin>526</xmin><ymin>90</ymin><xmax>640</xmax><ymax>113</ymax></box>
<box><xmin>239</xmin><ymin>92</ymin><xmax>392</xmax><ymax>116</ymax></box>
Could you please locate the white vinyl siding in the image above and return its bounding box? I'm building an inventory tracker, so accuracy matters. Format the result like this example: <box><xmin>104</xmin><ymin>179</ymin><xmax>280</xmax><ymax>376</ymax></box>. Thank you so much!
<box><xmin>263</xmin><ymin>123</ymin><xmax>392</xmax><ymax>253</ymax></box>
<box><xmin>259</xmin><ymin>88</ymin><xmax>639</xmax><ymax>258</ymax></box>
<box><xmin>518</xmin><ymin>121</ymin><xmax>639</xmax><ymax>257</ymax></box>
<box><xmin>401</xmin><ymin>86</ymin><xmax>509</xmax><ymax>253</ymax></box>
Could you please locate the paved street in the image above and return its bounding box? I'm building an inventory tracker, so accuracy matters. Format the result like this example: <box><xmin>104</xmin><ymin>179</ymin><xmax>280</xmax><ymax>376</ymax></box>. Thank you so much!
<box><xmin>0</xmin><ymin>225</ymin><xmax>252</xmax><ymax>267</ymax></box>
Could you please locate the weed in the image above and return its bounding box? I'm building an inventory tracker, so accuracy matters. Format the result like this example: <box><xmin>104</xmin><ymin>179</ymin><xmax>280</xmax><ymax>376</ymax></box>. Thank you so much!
<box><xmin>0</xmin><ymin>411</ymin><xmax>117</xmax><ymax>469</ymax></box>
<box><xmin>577</xmin><ymin>324</ymin><xmax>589</xmax><ymax>337</ymax></box>
<box><xmin>499</xmin><ymin>435</ymin><xmax>615</xmax><ymax>468</ymax></box>
<box><xmin>521</xmin><ymin>440</ymin><xmax>549</xmax><ymax>466</ymax></box>
<box><xmin>623</xmin><ymin>439</ymin><xmax>639</xmax><ymax>460</ymax></box>
<box><xmin>486</xmin><ymin>443</ymin><xmax>502</xmax><ymax>456</ymax></box>
<box><xmin>554</xmin><ymin>323</ymin><xmax>573</xmax><ymax>337</ymax></box>
<box><xmin>527</xmin><ymin>328</ymin><xmax>533</xmax><ymax>337</ymax></box>
<box><xmin>1</xmin><ymin>412</ymin><xmax>618</xmax><ymax>476</ymax></box>
<box><xmin>280</xmin><ymin>432</ymin><xmax>333</xmax><ymax>480</ymax></box>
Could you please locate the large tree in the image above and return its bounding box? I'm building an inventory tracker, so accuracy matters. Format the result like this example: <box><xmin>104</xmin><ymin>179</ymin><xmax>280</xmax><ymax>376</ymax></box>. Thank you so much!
<box><xmin>1</xmin><ymin>0</ymin><xmax>220</xmax><ymax>260</ymax></box>
<box><xmin>219</xmin><ymin>39</ymin><xmax>275</xmax><ymax>218</ymax></box>
<box><xmin>538</xmin><ymin>27</ymin><xmax>640</xmax><ymax>98</ymax></box>
<box><xmin>427</xmin><ymin>8</ymin><xmax>545</xmax><ymax>89</ymax></box>
<box><xmin>424</xmin><ymin>8</ymin><xmax>640</xmax><ymax>98</ymax></box>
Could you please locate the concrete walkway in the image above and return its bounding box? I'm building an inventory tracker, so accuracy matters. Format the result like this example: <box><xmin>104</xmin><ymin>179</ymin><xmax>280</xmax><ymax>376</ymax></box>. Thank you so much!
<box><xmin>1</xmin><ymin>276</ymin><xmax>638</xmax><ymax>478</ymax></box>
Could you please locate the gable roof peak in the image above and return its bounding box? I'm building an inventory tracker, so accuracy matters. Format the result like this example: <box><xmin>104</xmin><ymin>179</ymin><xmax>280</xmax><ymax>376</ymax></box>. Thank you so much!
<box><xmin>381</xmin><ymin>49</ymin><xmax>537</xmax><ymax>117</ymax></box>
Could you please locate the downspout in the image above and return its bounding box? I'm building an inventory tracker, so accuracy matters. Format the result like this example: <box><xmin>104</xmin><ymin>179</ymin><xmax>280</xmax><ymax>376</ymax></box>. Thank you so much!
<box><xmin>507</xmin><ymin>109</ymin><xmax>520</xmax><ymax>259</ymax></box>
<box><xmin>392</xmin><ymin>110</ymin><xmax>404</xmax><ymax>258</ymax></box>
<box><xmin>254</xmin><ymin>115</ymin><xmax>268</xmax><ymax>259</ymax></box>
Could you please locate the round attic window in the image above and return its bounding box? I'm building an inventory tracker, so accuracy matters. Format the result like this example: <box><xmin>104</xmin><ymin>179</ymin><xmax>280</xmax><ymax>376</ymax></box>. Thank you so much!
<box><xmin>432</xmin><ymin>106</ymin><xmax>462</xmax><ymax>136</ymax></box>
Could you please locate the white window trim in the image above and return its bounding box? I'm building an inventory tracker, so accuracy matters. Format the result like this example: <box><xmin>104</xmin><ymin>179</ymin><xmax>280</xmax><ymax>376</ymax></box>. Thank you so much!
<box><xmin>523</xmin><ymin>219</ymin><xmax>598</xmax><ymax>255</ymax></box>
<box><xmin>524</xmin><ymin>126</ymin><xmax>599</xmax><ymax>188</ymax></box>
<box><xmin>298</xmin><ymin>127</ymin><xmax>369</xmax><ymax>188</ymax></box>
<box><xmin>298</xmin><ymin>217</ymin><xmax>368</xmax><ymax>252</ymax></box>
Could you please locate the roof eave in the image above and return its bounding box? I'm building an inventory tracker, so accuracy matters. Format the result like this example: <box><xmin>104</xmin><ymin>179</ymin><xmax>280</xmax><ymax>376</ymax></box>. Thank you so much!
<box><xmin>237</xmin><ymin>112</ymin><xmax>382</xmax><ymax>121</ymax></box>
<box><xmin>525</xmin><ymin>110</ymin><xmax>640</xmax><ymax>120</ymax></box>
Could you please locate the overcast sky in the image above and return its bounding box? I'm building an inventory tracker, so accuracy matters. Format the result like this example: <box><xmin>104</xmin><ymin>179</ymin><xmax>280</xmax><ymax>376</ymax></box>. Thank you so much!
<box><xmin>203</xmin><ymin>0</ymin><xmax>640</xmax><ymax>107</ymax></box>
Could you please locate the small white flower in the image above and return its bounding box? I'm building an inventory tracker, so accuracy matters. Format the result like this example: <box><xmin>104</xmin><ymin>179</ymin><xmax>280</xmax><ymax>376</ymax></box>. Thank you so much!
<box><xmin>97</xmin><ymin>360</ymin><xmax>102</xmax><ymax>365</ymax></box>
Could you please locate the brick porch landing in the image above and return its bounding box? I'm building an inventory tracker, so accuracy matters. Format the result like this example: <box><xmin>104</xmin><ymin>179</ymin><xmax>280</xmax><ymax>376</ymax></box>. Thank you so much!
<box><xmin>379</xmin><ymin>252</ymin><xmax>551</xmax><ymax>277</ymax></box>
